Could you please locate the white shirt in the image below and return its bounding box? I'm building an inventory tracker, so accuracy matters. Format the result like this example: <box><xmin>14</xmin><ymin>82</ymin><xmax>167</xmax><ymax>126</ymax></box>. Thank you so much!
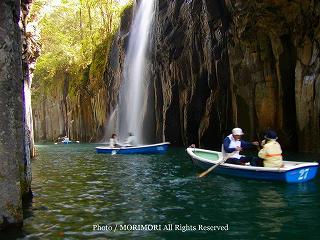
<box><xmin>124</xmin><ymin>136</ymin><xmax>136</xmax><ymax>146</ymax></box>
<box><xmin>109</xmin><ymin>138</ymin><xmax>118</xmax><ymax>148</ymax></box>
<box><xmin>222</xmin><ymin>134</ymin><xmax>243</xmax><ymax>159</ymax></box>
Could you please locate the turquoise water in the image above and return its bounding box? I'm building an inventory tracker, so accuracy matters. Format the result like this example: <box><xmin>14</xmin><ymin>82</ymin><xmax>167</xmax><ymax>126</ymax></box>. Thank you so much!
<box><xmin>2</xmin><ymin>144</ymin><xmax>320</xmax><ymax>239</ymax></box>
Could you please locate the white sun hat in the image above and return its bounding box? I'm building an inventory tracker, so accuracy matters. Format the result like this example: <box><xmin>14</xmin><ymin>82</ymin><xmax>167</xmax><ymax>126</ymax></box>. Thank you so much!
<box><xmin>232</xmin><ymin>127</ymin><xmax>244</xmax><ymax>135</ymax></box>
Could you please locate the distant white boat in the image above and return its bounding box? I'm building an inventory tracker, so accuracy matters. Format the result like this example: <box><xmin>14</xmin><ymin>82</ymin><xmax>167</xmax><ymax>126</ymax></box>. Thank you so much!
<box><xmin>96</xmin><ymin>142</ymin><xmax>170</xmax><ymax>154</ymax></box>
<box><xmin>55</xmin><ymin>137</ymin><xmax>80</xmax><ymax>144</ymax></box>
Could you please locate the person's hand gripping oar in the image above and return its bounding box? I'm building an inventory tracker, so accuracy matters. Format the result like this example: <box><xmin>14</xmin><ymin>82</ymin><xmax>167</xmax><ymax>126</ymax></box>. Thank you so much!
<box><xmin>198</xmin><ymin>152</ymin><xmax>236</xmax><ymax>178</ymax></box>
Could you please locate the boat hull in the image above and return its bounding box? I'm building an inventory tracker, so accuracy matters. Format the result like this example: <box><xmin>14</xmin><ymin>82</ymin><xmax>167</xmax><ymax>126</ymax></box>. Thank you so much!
<box><xmin>96</xmin><ymin>142</ymin><xmax>170</xmax><ymax>154</ymax></box>
<box><xmin>55</xmin><ymin>140</ymin><xmax>79</xmax><ymax>144</ymax></box>
<box><xmin>187</xmin><ymin>148</ymin><xmax>319</xmax><ymax>183</ymax></box>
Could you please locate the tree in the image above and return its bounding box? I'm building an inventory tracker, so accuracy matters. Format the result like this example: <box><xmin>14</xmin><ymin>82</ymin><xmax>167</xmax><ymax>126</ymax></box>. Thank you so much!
<box><xmin>31</xmin><ymin>0</ymin><xmax>132</xmax><ymax>92</ymax></box>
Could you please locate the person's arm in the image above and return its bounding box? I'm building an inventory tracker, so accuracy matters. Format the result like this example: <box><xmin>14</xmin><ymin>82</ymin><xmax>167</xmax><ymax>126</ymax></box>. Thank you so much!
<box><xmin>124</xmin><ymin>137</ymin><xmax>133</xmax><ymax>146</ymax></box>
<box><xmin>130</xmin><ymin>136</ymin><xmax>136</xmax><ymax>145</ymax></box>
<box><xmin>241</xmin><ymin>140</ymin><xmax>258</xmax><ymax>149</ymax></box>
<box><xmin>223</xmin><ymin>137</ymin><xmax>236</xmax><ymax>153</ymax></box>
<box><xmin>258</xmin><ymin>145</ymin><xmax>268</xmax><ymax>159</ymax></box>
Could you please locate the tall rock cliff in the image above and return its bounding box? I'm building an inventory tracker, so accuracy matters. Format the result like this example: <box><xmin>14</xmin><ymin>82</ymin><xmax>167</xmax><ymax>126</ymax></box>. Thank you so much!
<box><xmin>149</xmin><ymin>0</ymin><xmax>320</xmax><ymax>151</ymax></box>
<box><xmin>225</xmin><ymin>0</ymin><xmax>320</xmax><ymax>152</ymax></box>
<box><xmin>32</xmin><ymin>0</ymin><xmax>320</xmax><ymax>152</ymax></box>
<box><xmin>103</xmin><ymin>0</ymin><xmax>233</xmax><ymax>147</ymax></box>
<box><xmin>32</xmin><ymin>37</ymin><xmax>114</xmax><ymax>143</ymax></box>
<box><xmin>0</xmin><ymin>0</ymin><xmax>24</xmax><ymax>229</ymax></box>
<box><xmin>152</xmin><ymin>0</ymin><xmax>233</xmax><ymax>147</ymax></box>
<box><xmin>32</xmin><ymin>5</ymin><xmax>134</xmax><ymax>143</ymax></box>
<box><xmin>20</xmin><ymin>0</ymin><xmax>39</xmax><ymax>199</ymax></box>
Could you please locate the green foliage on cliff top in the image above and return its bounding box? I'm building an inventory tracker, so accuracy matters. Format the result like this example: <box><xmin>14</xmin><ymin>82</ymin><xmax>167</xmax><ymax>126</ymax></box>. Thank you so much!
<box><xmin>68</xmin><ymin>35</ymin><xmax>114</xmax><ymax>101</ymax></box>
<box><xmin>31</xmin><ymin>0</ymin><xmax>132</xmax><ymax>101</ymax></box>
<box><xmin>89</xmin><ymin>36</ymin><xmax>113</xmax><ymax>88</ymax></box>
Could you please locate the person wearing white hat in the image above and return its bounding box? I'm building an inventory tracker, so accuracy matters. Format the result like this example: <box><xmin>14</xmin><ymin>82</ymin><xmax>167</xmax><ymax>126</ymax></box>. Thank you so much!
<box><xmin>222</xmin><ymin>127</ymin><xmax>259</xmax><ymax>165</ymax></box>
<box><xmin>124</xmin><ymin>132</ymin><xmax>136</xmax><ymax>147</ymax></box>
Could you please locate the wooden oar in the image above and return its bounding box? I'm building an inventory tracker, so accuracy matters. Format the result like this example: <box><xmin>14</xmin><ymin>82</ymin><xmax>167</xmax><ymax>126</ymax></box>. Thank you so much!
<box><xmin>198</xmin><ymin>153</ymin><xmax>236</xmax><ymax>178</ymax></box>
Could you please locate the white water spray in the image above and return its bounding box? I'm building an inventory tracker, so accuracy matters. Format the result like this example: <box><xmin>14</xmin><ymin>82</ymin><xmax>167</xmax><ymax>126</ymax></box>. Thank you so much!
<box><xmin>104</xmin><ymin>107</ymin><xmax>118</xmax><ymax>143</ymax></box>
<box><xmin>117</xmin><ymin>0</ymin><xmax>156</xmax><ymax>144</ymax></box>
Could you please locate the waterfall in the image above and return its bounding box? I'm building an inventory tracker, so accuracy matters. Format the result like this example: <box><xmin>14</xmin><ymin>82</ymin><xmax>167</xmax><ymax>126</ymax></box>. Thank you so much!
<box><xmin>104</xmin><ymin>107</ymin><xmax>118</xmax><ymax>143</ymax></box>
<box><xmin>117</xmin><ymin>0</ymin><xmax>156</xmax><ymax>144</ymax></box>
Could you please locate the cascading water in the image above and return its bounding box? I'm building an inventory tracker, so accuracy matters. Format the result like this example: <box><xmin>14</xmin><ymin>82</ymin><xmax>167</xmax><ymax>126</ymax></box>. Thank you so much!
<box><xmin>104</xmin><ymin>107</ymin><xmax>118</xmax><ymax>143</ymax></box>
<box><xmin>115</xmin><ymin>0</ymin><xmax>156</xmax><ymax>144</ymax></box>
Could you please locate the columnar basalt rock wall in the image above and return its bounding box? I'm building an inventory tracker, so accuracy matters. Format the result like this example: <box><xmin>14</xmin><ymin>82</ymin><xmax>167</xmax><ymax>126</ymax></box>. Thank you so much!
<box><xmin>226</xmin><ymin>0</ymin><xmax>320</xmax><ymax>151</ymax></box>
<box><xmin>151</xmin><ymin>0</ymin><xmax>233</xmax><ymax>147</ymax></box>
<box><xmin>20</xmin><ymin>0</ymin><xmax>39</xmax><ymax>198</ymax></box>
<box><xmin>151</xmin><ymin>0</ymin><xmax>319</xmax><ymax>151</ymax></box>
<box><xmin>32</xmin><ymin>66</ymin><xmax>109</xmax><ymax>143</ymax></box>
<box><xmin>0</xmin><ymin>0</ymin><xmax>24</xmax><ymax>229</ymax></box>
<box><xmin>32</xmin><ymin>0</ymin><xmax>320</xmax><ymax>152</ymax></box>
<box><xmin>32</xmin><ymin>6</ymin><xmax>134</xmax><ymax>143</ymax></box>
<box><xmin>32</xmin><ymin>39</ymin><xmax>115</xmax><ymax>143</ymax></box>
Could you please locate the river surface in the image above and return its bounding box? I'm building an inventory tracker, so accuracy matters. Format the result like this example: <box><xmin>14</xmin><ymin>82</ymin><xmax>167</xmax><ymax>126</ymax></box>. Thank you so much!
<box><xmin>3</xmin><ymin>144</ymin><xmax>320</xmax><ymax>239</ymax></box>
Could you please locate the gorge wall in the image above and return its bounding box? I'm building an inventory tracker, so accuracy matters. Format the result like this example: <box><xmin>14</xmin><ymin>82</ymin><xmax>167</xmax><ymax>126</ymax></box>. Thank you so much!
<box><xmin>225</xmin><ymin>0</ymin><xmax>320</xmax><ymax>152</ymax></box>
<box><xmin>152</xmin><ymin>0</ymin><xmax>320</xmax><ymax>151</ymax></box>
<box><xmin>32</xmin><ymin>5</ymin><xmax>134</xmax><ymax>143</ymax></box>
<box><xmin>21</xmin><ymin>0</ymin><xmax>38</xmax><ymax>199</ymax></box>
<box><xmin>152</xmin><ymin>0</ymin><xmax>233</xmax><ymax>147</ymax></box>
<box><xmin>32</xmin><ymin>37</ymin><xmax>113</xmax><ymax>143</ymax></box>
<box><xmin>32</xmin><ymin>0</ymin><xmax>320</xmax><ymax>152</ymax></box>
<box><xmin>0</xmin><ymin>0</ymin><xmax>34</xmax><ymax>229</ymax></box>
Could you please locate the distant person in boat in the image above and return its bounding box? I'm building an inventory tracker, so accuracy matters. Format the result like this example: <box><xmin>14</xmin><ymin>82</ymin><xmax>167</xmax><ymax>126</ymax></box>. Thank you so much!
<box><xmin>223</xmin><ymin>127</ymin><xmax>260</xmax><ymax>166</ymax></box>
<box><xmin>258</xmin><ymin>130</ymin><xmax>283</xmax><ymax>168</ymax></box>
<box><xmin>109</xmin><ymin>133</ymin><xmax>121</xmax><ymax>148</ymax></box>
<box><xmin>124</xmin><ymin>132</ymin><xmax>136</xmax><ymax>147</ymax></box>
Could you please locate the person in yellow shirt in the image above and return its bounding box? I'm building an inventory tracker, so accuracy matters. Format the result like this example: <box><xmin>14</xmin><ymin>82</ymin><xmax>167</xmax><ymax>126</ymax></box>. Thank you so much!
<box><xmin>258</xmin><ymin>130</ymin><xmax>284</xmax><ymax>168</ymax></box>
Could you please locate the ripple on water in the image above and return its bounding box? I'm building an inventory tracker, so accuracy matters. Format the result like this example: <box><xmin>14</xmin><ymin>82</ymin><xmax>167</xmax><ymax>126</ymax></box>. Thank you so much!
<box><xmin>17</xmin><ymin>145</ymin><xmax>320</xmax><ymax>240</ymax></box>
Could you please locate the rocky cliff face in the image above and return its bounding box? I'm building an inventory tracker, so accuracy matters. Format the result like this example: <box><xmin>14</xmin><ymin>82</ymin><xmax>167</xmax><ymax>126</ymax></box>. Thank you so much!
<box><xmin>152</xmin><ymin>0</ymin><xmax>233</xmax><ymax>147</ymax></box>
<box><xmin>32</xmin><ymin>0</ymin><xmax>320</xmax><ymax>152</ymax></box>
<box><xmin>0</xmin><ymin>0</ymin><xmax>24</xmax><ymax>229</ymax></box>
<box><xmin>0</xmin><ymin>0</ymin><xmax>38</xmax><ymax>229</ymax></box>
<box><xmin>32</xmin><ymin>42</ymin><xmax>110</xmax><ymax>143</ymax></box>
<box><xmin>226</xmin><ymin>0</ymin><xmax>320</xmax><ymax>151</ymax></box>
<box><xmin>103</xmin><ymin>0</ymin><xmax>233</xmax><ymax>147</ymax></box>
<box><xmin>150</xmin><ymin>0</ymin><xmax>320</xmax><ymax>151</ymax></box>
<box><xmin>20</xmin><ymin>0</ymin><xmax>39</xmax><ymax>198</ymax></box>
<box><xmin>32</xmin><ymin>5</ymin><xmax>134</xmax><ymax>143</ymax></box>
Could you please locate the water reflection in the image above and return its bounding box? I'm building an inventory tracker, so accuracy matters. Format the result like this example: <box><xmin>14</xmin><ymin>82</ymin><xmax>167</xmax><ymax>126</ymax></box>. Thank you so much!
<box><xmin>2</xmin><ymin>144</ymin><xmax>318</xmax><ymax>240</ymax></box>
<box><xmin>256</xmin><ymin>188</ymin><xmax>291</xmax><ymax>234</ymax></box>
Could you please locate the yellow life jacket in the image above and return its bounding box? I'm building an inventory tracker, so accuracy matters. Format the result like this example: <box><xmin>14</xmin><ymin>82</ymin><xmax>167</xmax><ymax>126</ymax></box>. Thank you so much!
<box><xmin>258</xmin><ymin>140</ymin><xmax>283</xmax><ymax>168</ymax></box>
